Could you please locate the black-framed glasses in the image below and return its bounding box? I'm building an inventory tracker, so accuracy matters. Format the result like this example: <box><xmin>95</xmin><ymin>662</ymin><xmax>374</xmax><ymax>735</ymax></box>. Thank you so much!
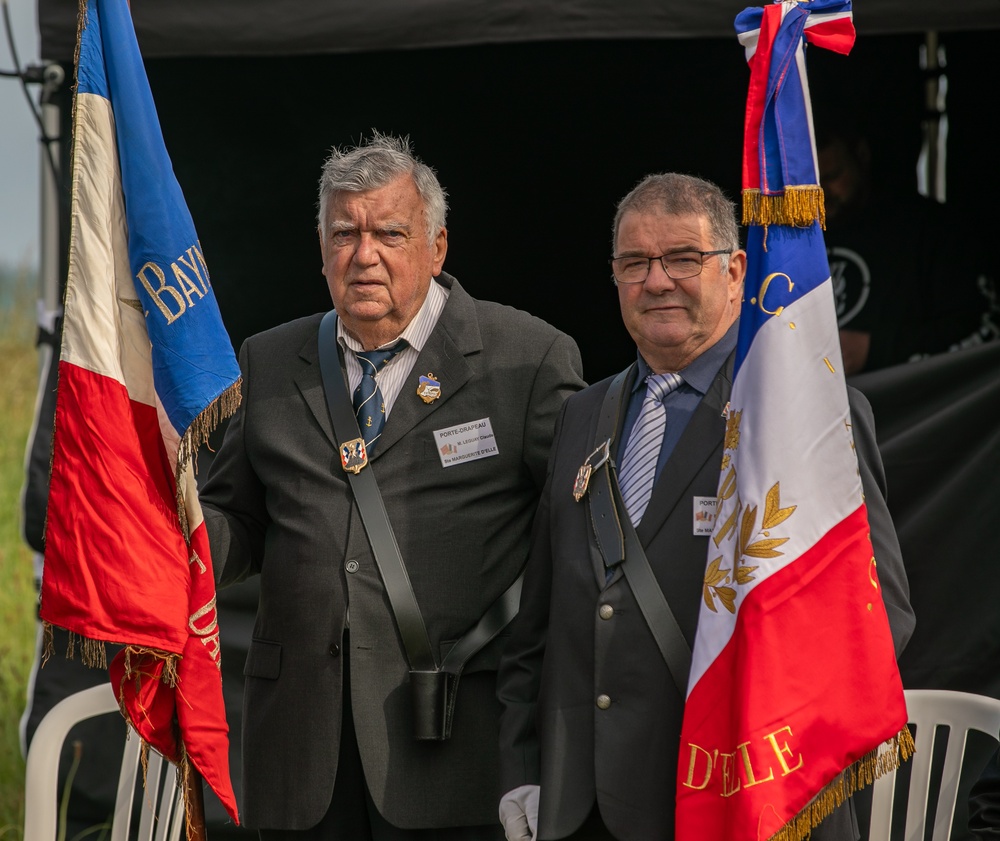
<box><xmin>609</xmin><ymin>250</ymin><xmax>732</xmax><ymax>284</ymax></box>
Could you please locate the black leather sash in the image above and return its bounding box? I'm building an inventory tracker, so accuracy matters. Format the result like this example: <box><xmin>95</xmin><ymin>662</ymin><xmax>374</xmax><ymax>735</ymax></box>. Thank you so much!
<box><xmin>317</xmin><ymin>310</ymin><xmax>523</xmax><ymax>738</ymax></box>
<box><xmin>587</xmin><ymin>364</ymin><xmax>692</xmax><ymax>697</ymax></box>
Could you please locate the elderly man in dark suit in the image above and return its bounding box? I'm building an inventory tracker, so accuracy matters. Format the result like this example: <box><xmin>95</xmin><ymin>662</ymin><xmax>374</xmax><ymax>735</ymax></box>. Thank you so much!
<box><xmin>200</xmin><ymin>133</ymin><xmax>585</xmax><ymax>840</ymax></box>
<box><xmin>496</xmin><ymin>172</ymin><xmax>914</xmax><ymax>841</ymax></box>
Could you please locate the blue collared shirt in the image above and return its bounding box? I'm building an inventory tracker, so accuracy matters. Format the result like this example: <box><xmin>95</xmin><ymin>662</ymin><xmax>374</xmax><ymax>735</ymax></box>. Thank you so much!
<box><xmin>617</xmin><ymin>320</ymin><xmax>739</xmax><ymax>484</ymax></box>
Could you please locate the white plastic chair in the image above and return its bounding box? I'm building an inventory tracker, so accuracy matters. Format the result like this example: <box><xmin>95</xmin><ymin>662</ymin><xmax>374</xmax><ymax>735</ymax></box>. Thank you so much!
<box><xmin>23</xmin><ymin>682</ymin><xmax>185</xmax><ymax>841</ymax></box>
<box><xmin>868</xmin><ymin>688</ymin><xmax>1000</xmax><ymax>841</ymax></box>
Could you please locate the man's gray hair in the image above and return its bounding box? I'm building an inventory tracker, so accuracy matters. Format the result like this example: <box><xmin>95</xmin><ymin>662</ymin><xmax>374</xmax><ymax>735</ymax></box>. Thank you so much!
<box><xmin>613</xmin><ymin>173</ymin><xmax>740</xmax><ymax>269</ymax></box>
<box><xmin>317</xmin><ymin>131</ymin><xmax>448</xmax><ymax>246</ymax></box>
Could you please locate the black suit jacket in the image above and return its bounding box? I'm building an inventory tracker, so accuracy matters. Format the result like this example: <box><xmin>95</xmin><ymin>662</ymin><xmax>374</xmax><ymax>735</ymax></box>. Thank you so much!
<box><xmin>497</xmin><ymin>355</ymin><xmax>915</xmax><ymax>841</ymax></box>
<box><xmin>201</xmin><ymin>274</ymin><xmax>585</xmax><ymax>830</ymax></box>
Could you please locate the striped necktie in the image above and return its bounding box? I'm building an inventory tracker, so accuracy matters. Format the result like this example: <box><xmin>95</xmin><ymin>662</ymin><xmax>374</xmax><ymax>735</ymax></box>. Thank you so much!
<box><xmin>617</xmin><ymin>372</ymin><xmax>684</xmax><ymax>524</ymax></box>
<box><xmin>353</xmin><ymin>340</ymin><xmax>407</xmax><ymax>453</ymax></box>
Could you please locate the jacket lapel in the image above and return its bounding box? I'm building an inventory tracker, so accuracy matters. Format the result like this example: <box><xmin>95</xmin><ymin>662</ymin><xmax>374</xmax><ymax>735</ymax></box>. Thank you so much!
<box><xmin>589</xmin><ymin>366</ymin><xmax>638</xmax><ymax>589</ymax></box>
<box><xmin>294</xmin><ymin>322</ymin><xmax>339</xmax><ymax>449</ymax></box>
<box><xmin>371</xmin><ymin>274</ymin><xmax>480</xmax><ymax>459</ymax></box>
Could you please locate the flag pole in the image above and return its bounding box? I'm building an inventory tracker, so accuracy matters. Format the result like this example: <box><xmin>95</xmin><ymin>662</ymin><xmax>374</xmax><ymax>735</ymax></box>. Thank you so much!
<box><xmin>185</xmin><ymin>766</ymin><xmax>209</xmax><ymax>841</ymax></box>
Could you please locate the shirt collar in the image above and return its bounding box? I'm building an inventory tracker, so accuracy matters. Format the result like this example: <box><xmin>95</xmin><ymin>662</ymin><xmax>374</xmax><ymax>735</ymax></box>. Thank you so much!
<box><xmin>633</xmin><ymin>319</ymin><xmax>739</xmax><ymax>396</ymax></box>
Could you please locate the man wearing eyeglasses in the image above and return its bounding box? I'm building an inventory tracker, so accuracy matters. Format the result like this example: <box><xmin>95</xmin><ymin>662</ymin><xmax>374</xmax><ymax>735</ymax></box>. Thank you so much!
<box><xmin>495</xmin><ymin>172</ymin><xmax>913</xmax><ymax>840</ymax></box>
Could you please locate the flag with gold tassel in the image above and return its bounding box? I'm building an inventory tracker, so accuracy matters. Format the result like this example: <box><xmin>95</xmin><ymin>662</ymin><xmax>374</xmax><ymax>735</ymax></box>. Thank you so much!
<box><xmin>41</xmin><ymin>0</ymin><xmax>240</xmax><ymax>831</ymax></box>
<box><xmin>675</xmin><ymin>2</ymin><xmax>912</xmax><ymax>839</ymax></box>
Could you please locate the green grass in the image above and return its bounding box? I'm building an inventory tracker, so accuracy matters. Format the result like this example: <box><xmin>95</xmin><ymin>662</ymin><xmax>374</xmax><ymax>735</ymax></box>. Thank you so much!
<box><xmin>0</xmin><ymin>264</ymin><xmax>41</xmax><ymax>836</ymax></box>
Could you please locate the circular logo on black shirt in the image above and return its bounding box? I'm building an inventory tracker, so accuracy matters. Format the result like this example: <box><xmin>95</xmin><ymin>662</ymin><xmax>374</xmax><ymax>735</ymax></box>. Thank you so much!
<box><xmin>827</xmin><ymin>246</ymin><xmax>871</xmax><ymax>328</ymax></box>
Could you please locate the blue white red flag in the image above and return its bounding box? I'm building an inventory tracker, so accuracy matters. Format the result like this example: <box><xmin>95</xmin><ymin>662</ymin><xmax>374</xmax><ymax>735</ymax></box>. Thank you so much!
<box><xmin>41</xmin><ymin>0</ymin><xmax>240</xmax><ymax>824</ymax></box>
<box><xmin>675</xmin><ymin>3</ymin><xmax>910</xmax><ymax>839</ymax></box>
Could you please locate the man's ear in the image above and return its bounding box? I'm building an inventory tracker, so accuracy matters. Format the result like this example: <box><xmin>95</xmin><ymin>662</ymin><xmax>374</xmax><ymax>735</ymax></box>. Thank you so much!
<box><xmin>728</xmin><ymin>250</ymin><xmax>748</xmax><ymax>302</ymax></box>
<box><xmin>431</xmin><ymin>228</ymin><xmax>448</xmax><ymax>276</ymax></box>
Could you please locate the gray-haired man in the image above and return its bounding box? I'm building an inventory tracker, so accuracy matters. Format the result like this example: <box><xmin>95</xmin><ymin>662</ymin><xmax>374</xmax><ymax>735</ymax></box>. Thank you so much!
<box><xmin>201</xmin><ymin>133</ymin><xmax>585</xmax><ymax>840</ymax></box>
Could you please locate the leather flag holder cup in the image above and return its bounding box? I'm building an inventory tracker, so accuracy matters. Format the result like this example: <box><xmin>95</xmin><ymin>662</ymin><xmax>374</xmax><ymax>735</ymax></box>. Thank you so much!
<box><xmin>318</xmin><ymin>311</ymin><xmax>523</xmax><ymax>740</ymax></box>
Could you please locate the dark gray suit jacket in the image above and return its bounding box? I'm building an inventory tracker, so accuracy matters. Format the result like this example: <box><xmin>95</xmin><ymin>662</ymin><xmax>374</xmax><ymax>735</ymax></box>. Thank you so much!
<box><xmin>201</xmin><ymin>273</ymin><xmax>585</xmax><ymax>830</ymax></box>
<box><xmin>497</xmin><ymin>355</ymin><xmax>915</xmax><ymax>841</ymax></box>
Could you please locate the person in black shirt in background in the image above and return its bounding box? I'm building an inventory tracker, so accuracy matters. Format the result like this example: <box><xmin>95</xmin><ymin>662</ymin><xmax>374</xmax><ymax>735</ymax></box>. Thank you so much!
<box><xmin>816</xmin><ymin>109</ymin><xmax>996</xmax><ymax>374</ymax></box>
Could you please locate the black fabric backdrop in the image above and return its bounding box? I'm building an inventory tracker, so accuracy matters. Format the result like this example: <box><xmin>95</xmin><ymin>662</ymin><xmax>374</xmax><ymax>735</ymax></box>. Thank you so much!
<box><xmin>849</xmin><ymin>340</ymin><xmax>1000</xmax><ymax>839</ymax></box>
<box><xmin>850</xmin><ymin>340</ymin><xmax>1000</xmax><ymax>699</ymax></box>
<box><xmin>133</xmin><ymin>31</ymin><xmax>996</xmax><ymax>383</ymax></box>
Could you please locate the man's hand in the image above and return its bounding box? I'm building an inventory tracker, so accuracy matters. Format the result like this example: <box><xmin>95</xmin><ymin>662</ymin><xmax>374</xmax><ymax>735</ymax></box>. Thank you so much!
<box><xmin>499</xmin><ymin>784</ymin><xmax>539</xmax><ymax>841</ymax></box>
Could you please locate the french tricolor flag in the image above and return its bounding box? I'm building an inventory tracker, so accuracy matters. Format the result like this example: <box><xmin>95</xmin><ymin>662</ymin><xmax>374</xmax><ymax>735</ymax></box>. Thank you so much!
<box><xmin>41</xmin><ymin>0</ymin><xmax>240</xmax><ymax>825</ymax></box>
<box><xmin>676</xmin><ymin>2</ymin><xmax>909</xmax><ymax>839</ymax></box>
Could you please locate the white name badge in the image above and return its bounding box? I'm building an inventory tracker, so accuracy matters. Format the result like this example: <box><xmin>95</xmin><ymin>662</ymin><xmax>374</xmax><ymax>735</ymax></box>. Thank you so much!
<box><xmin>693</xmin><ymin>496</ymin><xmax>719</xmax><ymax>536</ymax></box>
<box><xmin>433</xmin><ymin>417</ymin><xmax>499</xmax><ymax>468</ymax></box>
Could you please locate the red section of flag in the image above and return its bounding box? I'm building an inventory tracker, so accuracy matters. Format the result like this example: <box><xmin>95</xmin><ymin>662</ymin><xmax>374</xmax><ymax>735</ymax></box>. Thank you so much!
<box><xmin>43</xmin><ymin>364</ymin><xmax>189</xmax><ymax>650</ymax></box>
<box><xmin>676</xmin><ymin>506</ymin><xmax>906</xmax><ymax>839</ymax></box>
<box><xmin>804</xmin><ymin>16</ymin><xmax>856</xmax><ymax>54</ymax></box>
<box><xmin>109</xmin><ymin>521</ymin><xmax>234</xmax><ymax>814</ymax></box>
<box><xmin>741</xmin><ymin>4</ymin><xmax>781</xmax><ymax>192</ymax></box>
<box><xmin>44</xmin><ymin>363</ymin><xmax>238</xmax><ymax>820</ymax></box>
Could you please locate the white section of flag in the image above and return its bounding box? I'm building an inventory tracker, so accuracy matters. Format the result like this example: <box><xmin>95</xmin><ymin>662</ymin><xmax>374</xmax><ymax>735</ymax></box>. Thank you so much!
<box><xmin>62</xmin><ymin>92</ymin><xmax>157</xmax><ymax>410</ymax></box>
<box><xmin>688</xmin><ymin>279</ymin><xmax>864</xmax><ymax>690</ymax></box>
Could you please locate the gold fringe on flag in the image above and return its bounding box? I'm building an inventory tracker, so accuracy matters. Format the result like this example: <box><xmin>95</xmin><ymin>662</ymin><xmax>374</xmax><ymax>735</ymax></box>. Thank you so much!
<box><xmin>766</xmin><ymin>727</ymin><xmax>916</xmax><ymax>841</ymax></box>
<box><xmin>174</xmin><ymin>377</ymin><xmax>242</xmax><ymax>539</ymax></box>
<box><xmin>65</xmin><ymin>631</ymin><xmax>109</xmax><ymax>668</ymax></box>
<box><xmin>742</xmin><ymin>186</ymin><xmax>827</xmax><ymax>230</ymax></box>
<box><xmin>118</xmin><ymin>644</ymin><xmax>181</xmax><ymax>690</ymax></box>
<box><xmin>41</xmin><ymin>625</ymin><xmax>111</xmax><ymax>670</ymax></box>
<box><xmin>39</xmin><ymin>627</ymin><xmax>180</xmax><ymax>708</ymax></box>
<box><xmin>176</xmin><ymin>378</ymin><xmax>243</xmax><ymax>478</ymax></box>
<box><xmin>127</xmin><ymin>708</ymin><xmax>207</xmax><ymax>841</ymax></box>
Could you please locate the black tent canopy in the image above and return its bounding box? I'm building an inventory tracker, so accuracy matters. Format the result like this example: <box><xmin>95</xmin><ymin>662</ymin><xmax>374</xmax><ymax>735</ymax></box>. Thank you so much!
<box><xmin>37</xmin><ymin>0</ymin><xmax>1000</xmax><ymax>61</ymax></box>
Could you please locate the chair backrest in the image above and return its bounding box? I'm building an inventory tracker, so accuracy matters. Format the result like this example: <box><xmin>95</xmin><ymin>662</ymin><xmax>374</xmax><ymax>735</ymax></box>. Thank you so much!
<box><xmin>868</xmin><ymin>688</ymin><xmax>1000</xmax><ymax>841</ymax></box>
<box><xmin>23</xmin><ymin>683</ymin><xmax>184</xmax><ymax>841</ymax></box>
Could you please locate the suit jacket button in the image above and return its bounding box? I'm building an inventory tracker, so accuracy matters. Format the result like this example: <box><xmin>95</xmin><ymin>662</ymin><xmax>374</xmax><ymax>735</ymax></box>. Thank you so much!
<box><xmin>329</xmin><ymin>644</ymin><xmax>340</xmax><ymax>657</ymax></box>
<box><xmin>599</xmin><ymin>604</ymin><xmax>614</xmax><ymax>620</ymax></box>
<box><xmin>596</xmin><ymin>694</ymin><xmax>612</xmax><ymax>710</ymax></box>
<box><xmin>345</xmin><ymin>560</ymin><xmax>359</xmax><ymax>573</ymax></box>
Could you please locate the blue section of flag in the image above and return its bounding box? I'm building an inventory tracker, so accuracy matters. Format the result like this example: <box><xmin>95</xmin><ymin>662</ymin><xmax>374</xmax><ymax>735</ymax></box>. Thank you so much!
<box><xmin>757</xmin><ymin>5</ymin><xmax>814</xmax><ymax>193</ymax></box>
<box><xmin>734</xmin><ymin>222</ymin><xmax>831</xmax><ymax>379</ymax></box>
<box><xmin>733</xmin><ymin>5</ymin><xmax>763</xmax><ymax>35</ymax></box>
<box><xmin>735</xmin><ymin>0</ymin><xmax>853</xmax><ymax>194</ymax></box>
<box><xmin>76</xmin><ymin>4</ymin><xmax>110</xmax><ymax>99</ymax></box>
<box><xmin>76</xmin><ymin>0</ymin><xmax>240</xmax><ymax>437</ymax></box>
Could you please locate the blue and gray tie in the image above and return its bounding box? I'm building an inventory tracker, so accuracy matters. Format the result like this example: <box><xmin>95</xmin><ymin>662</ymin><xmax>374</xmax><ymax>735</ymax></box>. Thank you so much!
<box><xmin>617</xmin><ymin>372</ymin><xmax>684</xmax><ymax>524</ymax></box>
<box><xmin>352</xmin><ymin>340</ymin><xmax>407</xmax><ymax>453</ymax></box>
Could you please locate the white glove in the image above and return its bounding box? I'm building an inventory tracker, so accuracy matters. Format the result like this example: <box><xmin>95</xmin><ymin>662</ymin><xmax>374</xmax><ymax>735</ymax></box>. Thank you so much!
<box><xmin>499</xmin><ymin>784</ymin><xmax>540</xmax><ymax>841</ymax></box>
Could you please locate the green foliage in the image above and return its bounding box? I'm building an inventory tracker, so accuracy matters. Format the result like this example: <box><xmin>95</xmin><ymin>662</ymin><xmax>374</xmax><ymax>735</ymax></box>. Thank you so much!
<box><xmin>0</xmin><ymin>263</ymin><xmax>36</xmax><ymax>334</ymax></box>
<box><xmin>0</xmin><ymin>265</ymin><xmax>41</xmax><ymax>836</ymax></box>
